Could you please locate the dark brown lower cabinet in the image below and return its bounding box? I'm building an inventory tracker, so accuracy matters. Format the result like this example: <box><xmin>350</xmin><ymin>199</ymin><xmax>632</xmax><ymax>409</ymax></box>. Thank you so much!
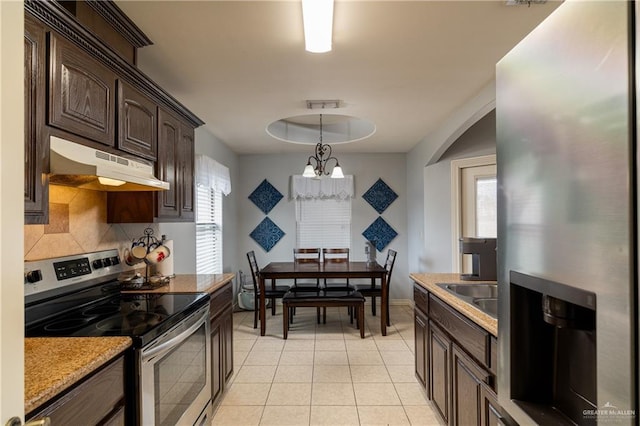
<box><xmin>480</xmin><ymin>385</ymin><xmax>507</xmax><ymax>426</ymax></box>
<box><xmin>26</xmin><ymin>355</ymin><xmax>125</xmax><ymax>425</ymax></box>
<box><xmin>452</xmin><ymin>344</ymin><xmax>491</xmax><ymax>426</ymax></box>
<box><xmin>414</xmin><ymin>308</ymin><xmax>428</xmax><ymax>388</ymax></box>
<box><xmin>223</xmin><ymin>308</ymin><xmax>234</xmax><ymax>382</ymax></box>
<box><xmin>413</xmin><ymin>283</ymin><xmax>512</xmax><ymax>426</ymax></box>
<box><xmin>211</xmin><ymin>314</ymin><xmax>223</xmax><ymax>403</ymax></box>
<box><xmin>429</xmin><ymin>321</ymin><xmax>451</xmax><ymax>424</ymax></box>
<box><xmin>210</xmin><ymin>282</ymin><xmax>234</xmax><ymax>408</ymax></box>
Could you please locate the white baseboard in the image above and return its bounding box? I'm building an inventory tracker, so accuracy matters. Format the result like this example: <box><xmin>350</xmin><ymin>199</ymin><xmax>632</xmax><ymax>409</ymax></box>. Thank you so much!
<box><xmin>389</xmin><ymin>299</ymin><xmax>413</xmax><ymax>308</ymax></box>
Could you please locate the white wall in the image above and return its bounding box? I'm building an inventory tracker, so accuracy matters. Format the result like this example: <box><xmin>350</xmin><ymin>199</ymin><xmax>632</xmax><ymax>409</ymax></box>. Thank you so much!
<box><xmin>406</xmin><ymin>81</ymin><xmax>495</xmax><ymax>274</ymax></box>
<box><xmin>237</xmin><ymin>153</ymin><xmax>411</xmax><ymax>301</ymax></box>
<box><xmin>422</xmin><ymin>110</ymin><xmax>496</xmax><ymax>272</ymax></box>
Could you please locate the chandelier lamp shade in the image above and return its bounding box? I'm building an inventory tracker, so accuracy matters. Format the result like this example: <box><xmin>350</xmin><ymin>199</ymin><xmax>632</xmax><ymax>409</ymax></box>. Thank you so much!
<box><xmin>302</xmin><ymin>114</ymin><xmax>344</xmax><ymax>179</ymax></box>
<box><xmin>301</xmin><ymin>0</ymin><xmax>334</xmax><ymax>53</ymax></box>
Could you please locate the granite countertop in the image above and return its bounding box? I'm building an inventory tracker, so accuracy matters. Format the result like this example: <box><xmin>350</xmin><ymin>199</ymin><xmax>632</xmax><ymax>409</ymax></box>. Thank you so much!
<box><xmin>25</xmin><ymin>337</ymin><xmax>131</xmax><ymax>414</ymax></box>
<box><xmin>122</xmin><ymin>273</ymin><xmax>235</xmax><ymax>295</ymax></box>
<box><xmin>410</xmin><ymin>273</ymin><xmax>497</xmax><ymax>336</ymax></box>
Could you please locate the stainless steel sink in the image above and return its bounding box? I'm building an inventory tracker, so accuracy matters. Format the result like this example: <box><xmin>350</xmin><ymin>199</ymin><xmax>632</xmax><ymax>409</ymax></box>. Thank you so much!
<box><xmin>442</xmin><ymin>283</ymin><xmax>498</xmax><ymax>299</ymax></box>
<box><xmin>436</xmin><ymin>283</ymin><xmax>498</xmax><ymax>318</ymax></box>
<box><xmin>472</xmin><ymin>297</ymin><xmax>498</xmax><ymax>318</ymax></box>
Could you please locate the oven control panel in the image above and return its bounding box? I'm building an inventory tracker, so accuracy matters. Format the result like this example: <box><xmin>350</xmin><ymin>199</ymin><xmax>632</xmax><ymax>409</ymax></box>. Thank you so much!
<box><xmin>24</xmin><ymin>249</ymin><xmax>124</xmax><ymax>303</ymax></box>
<box><xmin>53</xmin><ymin>258</ymin><xmax>91</xmax><ymax>281</ymax></box>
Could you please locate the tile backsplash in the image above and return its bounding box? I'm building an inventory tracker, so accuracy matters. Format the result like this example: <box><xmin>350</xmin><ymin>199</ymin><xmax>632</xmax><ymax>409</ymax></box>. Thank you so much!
<box><xmin>24</xmin><ymin>185</ymin><xmax>158</xmax><ymax>261</ymax></box>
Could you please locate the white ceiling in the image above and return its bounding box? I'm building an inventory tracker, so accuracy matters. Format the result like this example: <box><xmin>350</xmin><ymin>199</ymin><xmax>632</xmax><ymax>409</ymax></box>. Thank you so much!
<box><xmin>115</xmin><ymin>1</ymin><xmax>561</xmax><ymax>155</ymax></box>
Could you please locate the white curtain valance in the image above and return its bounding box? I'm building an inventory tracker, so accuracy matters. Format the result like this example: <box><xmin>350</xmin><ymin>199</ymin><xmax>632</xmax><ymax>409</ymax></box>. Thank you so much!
<box><xmin>291</xmin><ymin>175</ymin><xmax>354</xmax><ymax>200</ymax></box>
<box><xmin>195</xmin><ymin>154</ymin><xmax>232</xmax><ymax>195</ymax></box>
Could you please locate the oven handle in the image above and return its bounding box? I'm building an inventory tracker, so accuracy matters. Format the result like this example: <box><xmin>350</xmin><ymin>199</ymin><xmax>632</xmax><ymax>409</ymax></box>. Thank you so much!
<box><xmin>142</xmin><ymin>308</ymin><xmax>208</xmax><ymax>361</ymax></box>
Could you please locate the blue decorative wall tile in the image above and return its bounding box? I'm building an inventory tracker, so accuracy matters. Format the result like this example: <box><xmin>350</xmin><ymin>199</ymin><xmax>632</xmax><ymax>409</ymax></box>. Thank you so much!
<box><xmin>362</xmin><ymin>178</ymin><xmax>398</xmax><ymax>214</ymax></box>
<box><xmin>362</xmin><ymin>217</ymin><xmax>398</xmax><ymax>252</ymax></box>
<box><xmin>250</xmin><ymin>217</ymin><xmax>285</xmax><ymax>252</ymax></box>
<box><xmin>248</xmin><ymin>179</ymin><xmax>283</xmax><ymax>214</ymax></box>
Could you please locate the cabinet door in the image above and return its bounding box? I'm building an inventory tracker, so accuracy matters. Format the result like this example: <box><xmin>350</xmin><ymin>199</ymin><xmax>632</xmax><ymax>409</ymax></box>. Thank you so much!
<box><xmin>414</xmin><ymin>308</ymin><xmax>428</xmax><ymax>389</ymax></box>
<box><xmin>101</xmin><ymin>405</ymin><xmax>125</xmax><ymax>426</ymax></box>
<box><xmin>222</xmin><ymin>307</ymin><xmax>234</xmax><ymax>382</ymax></box>
<box><xmin>451</xmin><ymin>344</ymin><xmax>491</xmax><ymax>426</ymax></box>
<box><xmin>117</xmin><ymin>80</ymin><xmax>157</xmax><ymax>160</ymax></box>
<box><xmin>27</xmin><ymin>356</ymin><xmax>125</xmax><ymax>425</ymax></box>
<box><xmin>157</xmin><ymin>108</ymin><xmax>181</xmax><ymax>219</ymax></box>
<box><xmin>178</xmin><ymin>123</ymin><xmax>195</xmax><ymax>221</ymax></box>
<box><xmin>480</xmin><ymin>385</ymin><xmax>507</xmax><ymax>426</ymax></box>
<box><xmin>24</xmin><ymin>15</ymin><xmax>49</xmax><ymax>224</ymax></box>
<box><xmin>429</xmin><ymin>321</ymin><xmax>450</xmax><ymax>424</ymax></box>
<box><xmin>49</xmin><ymin>33</ymin><xmax>115</xmax><ymax>146</ymax></box>
<box><xmin>211</xmin><ymin>318</ymin><xmax>223</xmax><ymax>405</ymax></box>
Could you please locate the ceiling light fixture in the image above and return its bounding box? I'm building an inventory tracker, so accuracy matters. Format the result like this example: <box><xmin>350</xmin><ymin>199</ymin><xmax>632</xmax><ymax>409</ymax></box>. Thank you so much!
<box><xmin>303</xmin><ymin>114</ymin><xmax>344</xmax><ymax>179</ymax></box>
<box><xmin>301</xmin><ymin>0</ymin><xmax>334</xmax><ymax>53</ymax></box>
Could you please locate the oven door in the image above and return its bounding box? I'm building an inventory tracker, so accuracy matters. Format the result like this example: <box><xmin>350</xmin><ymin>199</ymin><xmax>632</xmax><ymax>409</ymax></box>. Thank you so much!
<box><xmin>140</xmin><ymin>304</ymin><xmax>211</xmax><ymax>426</ymax></box>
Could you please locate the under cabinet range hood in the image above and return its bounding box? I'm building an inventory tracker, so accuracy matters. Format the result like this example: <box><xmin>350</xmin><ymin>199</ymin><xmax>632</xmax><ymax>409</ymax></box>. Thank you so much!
<box><xmin>49</xmin><ymin>136</ymin><xmax>169</xmax><ymax>191</ymax></box>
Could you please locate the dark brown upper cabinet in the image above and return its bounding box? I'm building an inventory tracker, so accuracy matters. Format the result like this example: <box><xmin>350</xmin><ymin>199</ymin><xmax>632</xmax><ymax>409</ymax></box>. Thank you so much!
<box><xmin>24</xmin><ymin>14</ymin><xmax>49</xmax><ymax>224</ymax></box>
<box><xmin>107</xmin><ymin>111</ymin><xmax>195</xmax><ymax>223</ymax></box>
<box><xmin>155</xmin><ymin>108</ymin><xmax>195</xmax><ymax>221</ymax></box>
<box><xmin>49</xmin><ymin>33</ymin><xmax>116</xmax><ymax>147</ymax></box>
<box><xmin>156</xmin><ymin>108</ymin><xmax>181</xmax><ymax>219</ymax></box>
<box><xmin>117</xmin><ymin>80</ymin><xmax>157</xmax><ymax>160</ymax></box>
<box><xmin>179</xmin><ymin>123</ymin><xmax>195</xmax><ymax>221</ymax></box>
<box><xmin>26</xmin><ymin>1</ymin><xmax>204</xmax><ymax>224</ymax></box>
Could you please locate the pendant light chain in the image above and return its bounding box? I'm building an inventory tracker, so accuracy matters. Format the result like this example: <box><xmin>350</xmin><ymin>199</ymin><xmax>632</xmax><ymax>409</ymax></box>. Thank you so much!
<box><xmin>302</xmin><ymin>112</ymin><xmax>344</xmax><ymax>179</ymax></box>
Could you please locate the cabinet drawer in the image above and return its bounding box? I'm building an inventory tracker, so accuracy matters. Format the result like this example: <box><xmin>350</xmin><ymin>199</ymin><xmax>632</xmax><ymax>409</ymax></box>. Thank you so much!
<box><xmin>27</xmin><ymin>356</ymin><xmax>125</xmax><ymax>425</ymax></box>
<box><xmin>210</xmin><ymin>282</ymin><xmax>233</xmax><ymax>320</ymax></box>
<box><xmin>429</xmin><ymin>294</ymin><xmax>489</xmax><ymax>367</ymax></box>
<box><xmin>414</xmin><ymin>284</ymin><xmax>428</xmax><ymax>314</ymax></box>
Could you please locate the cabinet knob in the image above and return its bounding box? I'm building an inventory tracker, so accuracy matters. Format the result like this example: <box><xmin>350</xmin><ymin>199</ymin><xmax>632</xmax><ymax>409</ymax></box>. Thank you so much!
<box><xmin>5</xmin><ymin>417</ymin><xmax>50</xmax><ymax>426</ymax></box>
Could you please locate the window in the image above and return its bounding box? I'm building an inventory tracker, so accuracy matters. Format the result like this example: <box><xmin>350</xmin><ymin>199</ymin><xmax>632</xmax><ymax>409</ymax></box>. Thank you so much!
<box><xmin>194</xmin><ymin>155</ymin><xmax>231</xmax><ymax>274</ymax></box>
<box><xmin>295</xmin><ymin>198</ymin><xmax>351</xmax><ymax>251</ymax></box>
<box><xmin>461</xmin><ymin>164</ymin><xmax>497</xmax><ymax>239</ymax></box>
<box><xmin>450</xmin><ymin>155</ymin><xmax>497</xmax><ymax>272</ymax></box>
<box><xmin>475</xmin><ymin>176</ymin><xmax>497</xmax><ymax>237</ymax></box>
<box><xmin>196</xmin><ymin>185</ymin><xmax>223</xmax><ymax>274</ymax></box>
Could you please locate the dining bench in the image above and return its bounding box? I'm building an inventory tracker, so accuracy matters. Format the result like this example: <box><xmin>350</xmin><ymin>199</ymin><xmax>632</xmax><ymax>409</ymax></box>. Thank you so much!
<box><xmin>281</xmin><ymin>289</ymin><xmax>365</xmax><ymax>339</ymax></box>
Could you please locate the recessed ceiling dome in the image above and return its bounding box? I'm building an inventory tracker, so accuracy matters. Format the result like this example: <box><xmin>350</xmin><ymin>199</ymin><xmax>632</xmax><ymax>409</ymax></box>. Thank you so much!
<box><xmin>266</xmin><ymin>114</ymin><xmax>376</xmax><ymax>145</ymax></box>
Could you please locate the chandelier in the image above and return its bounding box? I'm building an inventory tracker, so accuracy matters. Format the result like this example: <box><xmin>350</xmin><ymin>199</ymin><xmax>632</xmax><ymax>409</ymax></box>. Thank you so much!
<box><xmin>302</xmin><ymin>114</ymin><xmax>344</xmax><ymax>179</ymax></box>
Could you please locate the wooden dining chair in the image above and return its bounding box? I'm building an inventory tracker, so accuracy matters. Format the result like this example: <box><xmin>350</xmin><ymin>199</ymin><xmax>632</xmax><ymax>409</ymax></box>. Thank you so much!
<box><xmin>322</xmin><ymin>247</ymin><xmax>354</xmax><ymax>321</ymax></box>
<box><xmin>292</xmin><ymin>248</ymin><xmax>322</xmax><ymax>323</ymax></box>
<box><xmin>292</xmin><ymin>248</ymin><xmax>321</xmax><ymax>289</ymax></box>
<box><xmin>247</xmin><ymin>251</ymin><xmax>290</xmax><ymax>329</ymax></box>
<box><xmin>354</xmin><ymin>249</ymin><xmax>397</xmax><ymax>326</ymax></box>
<box><xmin>322</xmin><ymin>248</ymin><xmax>352</xmax><ymax>290</ymax></box>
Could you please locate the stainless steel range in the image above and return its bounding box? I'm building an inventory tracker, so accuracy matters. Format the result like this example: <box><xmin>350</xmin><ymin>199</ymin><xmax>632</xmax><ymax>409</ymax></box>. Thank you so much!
<box><xmin>24</xmin><ymin>250</ymin><xmax>211</xmax><ymax>426</ymax></box>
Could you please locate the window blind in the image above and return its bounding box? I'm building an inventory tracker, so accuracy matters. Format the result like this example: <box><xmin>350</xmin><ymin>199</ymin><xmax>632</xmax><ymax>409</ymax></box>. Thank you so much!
<box><xmin>196</xmin><ymin>184</ymin><xmax>223</xmax><ymax>274</ymax></box>
<box><xmin>295</xmin><ymin>198</ymin><xmax>351</xmax><ymax>250</ymax></box>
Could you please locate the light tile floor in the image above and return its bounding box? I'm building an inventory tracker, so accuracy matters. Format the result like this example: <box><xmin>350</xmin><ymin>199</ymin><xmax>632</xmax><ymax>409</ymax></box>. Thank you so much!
<box><xmin>212</xmin><ymin>305</ymin><xmax>444</xmax><ymax>425</ymax></box>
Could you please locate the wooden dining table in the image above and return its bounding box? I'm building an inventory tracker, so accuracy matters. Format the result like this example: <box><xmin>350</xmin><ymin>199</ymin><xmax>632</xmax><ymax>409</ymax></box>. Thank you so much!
<box><xmin>258</xmin><ymin>261</ymin><xmax>388</xmax><ymax>336</ymax></box>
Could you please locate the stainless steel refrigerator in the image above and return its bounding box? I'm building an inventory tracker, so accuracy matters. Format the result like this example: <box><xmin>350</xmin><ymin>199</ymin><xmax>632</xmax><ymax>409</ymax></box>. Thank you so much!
<box><xmin>497</xmin><ymin>1</ymin><xmax>636</xmax><ymax>425</ymax></box>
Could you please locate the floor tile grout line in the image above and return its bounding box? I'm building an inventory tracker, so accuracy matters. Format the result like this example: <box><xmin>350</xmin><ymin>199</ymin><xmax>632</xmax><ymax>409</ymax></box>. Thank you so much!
<box><xmin>217</xmin><ymin>307</ymin><xmax>427</xmax><ymax>425</ymax></box>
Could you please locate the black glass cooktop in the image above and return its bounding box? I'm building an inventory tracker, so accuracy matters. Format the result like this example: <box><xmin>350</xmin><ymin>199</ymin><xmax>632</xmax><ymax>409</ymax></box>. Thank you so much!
<box><xmin>25</xmin><ymin>284</ymin><xmax>209</xmax><ymax>347</ymax></box>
